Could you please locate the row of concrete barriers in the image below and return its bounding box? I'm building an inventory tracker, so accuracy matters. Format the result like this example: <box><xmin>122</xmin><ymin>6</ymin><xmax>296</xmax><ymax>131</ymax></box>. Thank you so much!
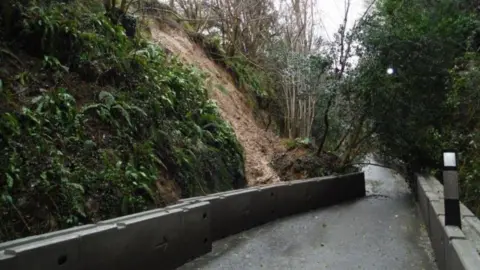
<box><xmin>416</xmin><ymin>174</ymin><xmax>480</xmax><ymax>270</ymax></box>
<box><xmin>0</xmin><ymin>172</ymin><xmax>366</xmax><ymax>270</ymax></box>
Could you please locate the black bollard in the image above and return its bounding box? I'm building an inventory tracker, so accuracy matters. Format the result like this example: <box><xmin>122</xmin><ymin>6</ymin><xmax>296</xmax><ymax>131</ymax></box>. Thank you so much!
<box><xmin>442</xmin><ymin>150</ymin><xmax>461</xmax><ymax>229</ymax></box>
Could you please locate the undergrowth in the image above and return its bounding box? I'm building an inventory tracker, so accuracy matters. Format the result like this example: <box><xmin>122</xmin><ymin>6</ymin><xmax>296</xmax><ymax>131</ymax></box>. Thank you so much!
<box><xmin>0</xmin><ymin>0</ymin><xmax>245</xmax><ymax>242</ymax></box>
<box><xmin>188</xmin><ymin>31</ymin><xmax>275</xmax><ymax>112</ymax></box>
<box><xmin>282</xmin><ymin>137</ymin><xmax>312</xmax><ymax>151</ymax></box>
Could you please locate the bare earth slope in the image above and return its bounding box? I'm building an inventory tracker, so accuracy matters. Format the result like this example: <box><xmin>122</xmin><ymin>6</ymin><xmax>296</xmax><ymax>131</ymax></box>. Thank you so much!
<box><xmin>150</xmin><ymin>25</ymin><xmax>283</xmax><ymax>185</ymax></box>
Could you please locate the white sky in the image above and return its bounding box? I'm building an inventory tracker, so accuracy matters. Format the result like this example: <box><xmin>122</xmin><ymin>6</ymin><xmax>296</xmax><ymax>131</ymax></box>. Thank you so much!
<box><xmin>317</xmin><ymin>0</ymin><xmax>367</xmax><ymax>42</ymax></box>
<box><xmin>159</xmin><ymin>0</ymin><xmax>368</xmax><ymax>46</ymax></box>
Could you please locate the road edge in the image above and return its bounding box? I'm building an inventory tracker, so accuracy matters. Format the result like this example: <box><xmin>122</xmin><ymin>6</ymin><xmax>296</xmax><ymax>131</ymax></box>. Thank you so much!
<box><xmin>416</xmin><ymin>174</ymin><xmax>480</xmax><ymax>270</ymax></box>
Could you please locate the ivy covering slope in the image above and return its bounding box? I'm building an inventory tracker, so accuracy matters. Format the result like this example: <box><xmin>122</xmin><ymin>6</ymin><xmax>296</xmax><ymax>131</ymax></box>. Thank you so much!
<box><xmin>0</xmin><ymin>0</ymin><xmax>245</xmax><ymax>242</ymax></box>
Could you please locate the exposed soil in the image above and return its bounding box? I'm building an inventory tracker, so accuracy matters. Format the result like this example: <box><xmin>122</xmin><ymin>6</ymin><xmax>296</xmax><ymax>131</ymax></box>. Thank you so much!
<box><xmin>272</xmin><ymin>146</ymin><xmax>342</xmax><ymax>181</ymax></box>
<box><xmin>150</xmin><ymin>23</ymin><xmax>284</xmax><ymax>186</ymax></box>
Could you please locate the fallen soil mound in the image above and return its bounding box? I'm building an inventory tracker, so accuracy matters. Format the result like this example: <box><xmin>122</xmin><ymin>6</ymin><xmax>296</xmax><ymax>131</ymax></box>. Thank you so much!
<box><xmin>272</xmin><ymin>146</ymin><xmax>343</xmax><ymax>181</ymax></box>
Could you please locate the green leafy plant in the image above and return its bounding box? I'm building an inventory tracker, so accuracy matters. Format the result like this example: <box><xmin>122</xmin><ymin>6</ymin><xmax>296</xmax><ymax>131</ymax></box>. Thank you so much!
<box><xmin>0</xmin><ymin>0</ymin><xmax>246</xmax><ymax>242</ymax></box>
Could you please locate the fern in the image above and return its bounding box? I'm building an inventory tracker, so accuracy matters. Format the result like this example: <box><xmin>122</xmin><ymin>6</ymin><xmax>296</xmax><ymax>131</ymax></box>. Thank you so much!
<box><xmin>0</xmin><ymin>0</ymin><xmax>246</xmax><ymax>241</ymax></box>
<box><xmin>98</xmin><ymin>91</ymin><xmax>115</xmax><ymax>106</ymax></box>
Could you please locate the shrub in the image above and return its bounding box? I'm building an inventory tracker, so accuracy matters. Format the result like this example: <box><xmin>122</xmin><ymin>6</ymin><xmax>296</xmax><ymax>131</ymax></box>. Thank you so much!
<box><xmin>0</xmin><ymin>0</ymin><xmax>245</xmax><ymax>241</ymax></box>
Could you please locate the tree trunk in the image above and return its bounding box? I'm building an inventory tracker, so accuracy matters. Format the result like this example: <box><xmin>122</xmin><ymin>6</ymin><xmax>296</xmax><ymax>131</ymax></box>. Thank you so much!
<box><xmin>316</xmin><ymin>95</ymin><xmax>334</xmax><ymax>156</ymax></box>
<box><xmin>120</xmin><ymin>0</ymin><xmax>127</xmax><ymax>11</ymax></box>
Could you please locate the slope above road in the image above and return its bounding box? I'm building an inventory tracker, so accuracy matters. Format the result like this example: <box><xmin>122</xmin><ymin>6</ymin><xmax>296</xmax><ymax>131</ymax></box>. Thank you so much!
<box><xmin>150</xmin><ymin>23</ymin><xmax>284</xmax><ymax>186</ymax></box>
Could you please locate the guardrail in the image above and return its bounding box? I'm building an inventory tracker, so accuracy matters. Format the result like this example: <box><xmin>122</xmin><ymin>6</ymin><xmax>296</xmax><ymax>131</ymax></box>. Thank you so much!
<box><xmin>0</xmin><ymin>172</ymin><xmax>365</xmax><ymax>270</ymax></box>
<box><xmin>416</xmin><ymin>174</ymin><xmax>480</xmax><ymax>270</ymax></box>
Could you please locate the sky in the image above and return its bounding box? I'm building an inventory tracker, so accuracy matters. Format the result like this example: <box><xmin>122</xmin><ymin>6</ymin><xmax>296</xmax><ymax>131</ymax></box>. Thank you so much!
<box><xmin>317</xmin><ymin>0</ymin><xmax>368</xmax><ymax>42</ymax></box>
<box><xmin>159</xmin><ymin>0</ymin><xmax>368</xmax><ymax>46</ymax></box>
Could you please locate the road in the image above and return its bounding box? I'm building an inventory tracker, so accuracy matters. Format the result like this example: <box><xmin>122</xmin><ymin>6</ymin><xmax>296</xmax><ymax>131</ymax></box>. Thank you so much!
<box><xmin>179</xmin><ymin>162</ymin><xmax>437</xmax><ymax>270</ymax></box>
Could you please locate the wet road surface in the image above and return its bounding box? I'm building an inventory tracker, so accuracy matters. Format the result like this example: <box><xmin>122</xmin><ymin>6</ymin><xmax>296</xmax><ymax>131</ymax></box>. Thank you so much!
<box><xmin>179</xmin><ymin>162</ymin><xmax>437</xmax><ymax>270</ymax></box>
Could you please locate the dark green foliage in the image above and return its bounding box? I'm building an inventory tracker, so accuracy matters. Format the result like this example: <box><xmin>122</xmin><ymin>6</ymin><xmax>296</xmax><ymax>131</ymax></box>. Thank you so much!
<box><xmin>189</xmin><ymin>33</ymin><xmax>227</xmax><ymax>68</ymax></box>
<box><xmin>105</xmin><ymin>7</ymin><xmax>137</xmax><ymax>37</ymax></box>
<box><xmin>226</xmin><ymin>56</ymin><xmax>273</xmax><ymax>101</ymax></box>
<box><xmin>356</xmin><ymin>0</ymin><xmax>480</xmax><ymax>212</ymax></box>
<box><xmin>0</xmin><ymin>0</ymin><xmax>245</xmax><ymax>241</ymax></box>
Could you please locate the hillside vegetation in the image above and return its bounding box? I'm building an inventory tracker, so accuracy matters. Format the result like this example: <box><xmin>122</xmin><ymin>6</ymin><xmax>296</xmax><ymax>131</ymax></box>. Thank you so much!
<box><xmin>149</xmin><ymin>23</ymin><xmax>285</xmax><ymax>185</ymax></box>
<box><xmin>161</xmin><ymin>0</ymin><xmax>374</xmax><ymax>174</ymax></box>
<box><xmin>0</xmin><ymin>0</ymin><xmax>245</xmax><ymax>241</ymax></box>
<box><xmin>0</xmin><ymin>0</ymin><xmax>361</xmax><ymax>242</ymax></box>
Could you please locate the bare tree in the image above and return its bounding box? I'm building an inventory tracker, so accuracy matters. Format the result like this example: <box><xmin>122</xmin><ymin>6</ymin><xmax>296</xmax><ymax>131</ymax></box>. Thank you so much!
<box><xmin>275</xmin><ymin>0</ymin><xmax>325</xmax><ymax>139</ymax></box>
<box><xmin>280</xmin><ymin>51</ymin><xmax>328</xmax><ymax>139</ymax></box>
<box><xmin>316</xmin><ymin>0</ymin><xmax>377</xmax><ymax>157</ymax></box>
<box><xmin>155</xmin><ymin>0</ymin><xmax>374</xmax><ymax>158</ymax></box>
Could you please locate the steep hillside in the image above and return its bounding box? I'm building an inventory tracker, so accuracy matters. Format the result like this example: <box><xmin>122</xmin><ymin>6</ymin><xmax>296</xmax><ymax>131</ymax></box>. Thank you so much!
<box><xmin>0</xmin><ymin>0</ymin><xmax>340</xmax><ymax>243</ymax></box>
<box><xmin>0</xmin><ymin>1</ymin><xmax>249</xmax><ymax>241</ymax></box>
<box><xmin>150</xmin><ymin>23</ymin><xmax>284</xmax><ymax>185</ymax></box>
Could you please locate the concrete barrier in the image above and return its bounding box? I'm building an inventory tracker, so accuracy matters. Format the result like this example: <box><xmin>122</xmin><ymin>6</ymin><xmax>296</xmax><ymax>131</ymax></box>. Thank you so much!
<box><xmin>0</xmin><ymin>172</ymin><xmax>365</xmax><ymax>270</ymax></box>
<box><xmin>183</xmin><ymin>173</ymin><xmax>365</xmax><ymax>241</ymax></box>
<box><xmin>208</xmin><ymin>187</ymin><xmax>277</xmax><ymax>240</ymax></box>
<box><xmin>0</xmin><ymin>202</ymin><xmax>211</xmax><ymax>270</ymax></box>
<box><xmin>275</xmin><ymin>173</ymin><xmax>365</xmax><ymax>218</ymax></box>
<box><xmin>416</xmin><ymin>175</ymin><xmax>480</xmax><ymax>270</ymax></box>
<box><xmin>448</xmin><ymin>238</ymin><xmax>480</xmax><ymax>270</ymax></box>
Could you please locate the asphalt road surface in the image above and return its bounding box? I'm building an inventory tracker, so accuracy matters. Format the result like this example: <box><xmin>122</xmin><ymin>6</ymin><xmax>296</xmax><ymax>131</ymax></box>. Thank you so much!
<box><xmin>179</xmin><ymin>161</ymin><xmax>437</xmax><ymax>270</ymax></box>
